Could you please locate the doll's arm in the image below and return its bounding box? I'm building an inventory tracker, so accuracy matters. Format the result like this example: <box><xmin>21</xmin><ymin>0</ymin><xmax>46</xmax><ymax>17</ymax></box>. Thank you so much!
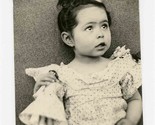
<box><xmin>116</xmin><ymin>91</ymin><xmax>142</xmax><ymax>125</ymax></box>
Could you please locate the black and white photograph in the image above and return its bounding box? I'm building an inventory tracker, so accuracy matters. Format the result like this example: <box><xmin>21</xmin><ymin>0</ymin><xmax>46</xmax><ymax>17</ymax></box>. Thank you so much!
<box><xmin>1</xmin><ymin>0</ymin><xmax>155</xmax><ymax>125</ymax></box>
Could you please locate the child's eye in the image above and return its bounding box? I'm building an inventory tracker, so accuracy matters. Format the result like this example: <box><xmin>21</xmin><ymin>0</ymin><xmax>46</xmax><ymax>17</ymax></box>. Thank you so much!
<box><xmin>85</xmin><ymin>26</ymin><xmax>93</xmax><ymax>31</ymax></box>
<box><xmin>101</xmin><ymin>23</ymin><xmax>109</xmax><ymax>29</ymax></box>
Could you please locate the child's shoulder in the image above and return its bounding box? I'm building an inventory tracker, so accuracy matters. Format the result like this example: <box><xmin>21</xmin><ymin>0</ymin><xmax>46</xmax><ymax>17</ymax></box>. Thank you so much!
<box><xmin>110</xmin><ymin>46</ymin><xmax>140</xmax><ymax>64</ymax></box>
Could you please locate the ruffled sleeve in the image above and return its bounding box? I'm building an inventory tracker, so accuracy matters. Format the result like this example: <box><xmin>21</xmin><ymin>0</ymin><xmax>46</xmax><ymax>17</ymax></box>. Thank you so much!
<box><xmin>120</xmin><ymin>59</ymin><xmax>142</xmax><ymax>100</ymax></box>
<box><xmin>25</xmin><ymin>64</ymin><xmax>60</xmax><ymax>81</ymax></box>
<box><xmin>111</xmin><ymin>46</ymin><xmax>142</xmax><ymax>100</ymax></box>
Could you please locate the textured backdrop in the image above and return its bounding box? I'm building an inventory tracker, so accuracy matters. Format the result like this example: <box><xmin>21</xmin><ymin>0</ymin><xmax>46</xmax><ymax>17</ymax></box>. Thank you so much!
<box><xmin>14</xmin><ymin>0</ymin><xmax>142</xmax><ymax>125</ymax></box>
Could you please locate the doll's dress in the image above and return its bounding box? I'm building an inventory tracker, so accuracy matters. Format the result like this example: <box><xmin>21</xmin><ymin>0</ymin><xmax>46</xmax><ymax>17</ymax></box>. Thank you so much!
<box><xmin>19</xmin><ymin>47</ymin><xmax>142</xmax><ymax>125</ymax></box>
<box><xmin>19</xmin><ymin>82</ymin><xmax>68</xmax><ymax>125</ymax></box>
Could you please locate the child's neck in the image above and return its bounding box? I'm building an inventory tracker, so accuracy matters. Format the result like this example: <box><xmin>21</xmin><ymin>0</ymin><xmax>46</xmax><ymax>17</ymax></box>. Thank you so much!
<box><xmin>73</xmin><ymin>55</ymin><xmax>103</xmax><ymax>65</ymax></box>
<box><xmin>67</xmin><ymin>55</ymin><xmax>111</xmax><ymax>74</ymax></box>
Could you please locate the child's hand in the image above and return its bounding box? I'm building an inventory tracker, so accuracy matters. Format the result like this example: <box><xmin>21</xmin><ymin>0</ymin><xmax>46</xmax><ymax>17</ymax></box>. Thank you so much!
<box><xmin>33</xmin><ymin>70</ymin><xmax>58</xmax><ymax>93</ymax></box>
<box><xmin>116</xmin><ymin>118</ymin><xmax>136</xmax><ymax>125</ymax></box>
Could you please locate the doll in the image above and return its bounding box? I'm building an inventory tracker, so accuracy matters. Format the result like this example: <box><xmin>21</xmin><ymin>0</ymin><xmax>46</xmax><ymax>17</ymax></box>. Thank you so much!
<box><xmin>19</xmin><ymin>70</ymin><xmax>67</xmax><ymax>125</ymax></box>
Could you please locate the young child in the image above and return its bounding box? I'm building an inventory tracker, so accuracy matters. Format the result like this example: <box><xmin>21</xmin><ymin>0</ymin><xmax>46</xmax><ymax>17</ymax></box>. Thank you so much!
<box><xmin>20</xmin><ymin>0</ymin><xmax>142</xmax><ymax>125</ymax></box>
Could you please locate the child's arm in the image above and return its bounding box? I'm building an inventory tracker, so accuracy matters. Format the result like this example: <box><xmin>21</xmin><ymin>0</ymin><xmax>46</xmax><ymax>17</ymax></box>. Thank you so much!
<box><xmin>116</xmin><ymin>91</ymin><xmax>142</xmax><ymax>125</ymax></box>
<box><xmin>125</xmin><ymin>91</ymin><xmax>142</xmax><ymax>124</ymax></box>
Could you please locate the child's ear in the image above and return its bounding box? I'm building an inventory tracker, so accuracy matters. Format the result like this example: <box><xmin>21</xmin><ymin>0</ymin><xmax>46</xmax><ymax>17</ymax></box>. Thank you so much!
<box><xmin>61</xmin><ymin>32</ymin><xmax>74</xmax><ymax>47</ymax></box>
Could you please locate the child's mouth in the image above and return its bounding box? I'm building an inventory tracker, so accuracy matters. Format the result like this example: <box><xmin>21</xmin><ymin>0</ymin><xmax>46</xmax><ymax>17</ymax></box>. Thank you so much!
<box><xmin>95</xmin><ymin>43</ymin><xmax>106</xmax><ymax>49</ymax></box>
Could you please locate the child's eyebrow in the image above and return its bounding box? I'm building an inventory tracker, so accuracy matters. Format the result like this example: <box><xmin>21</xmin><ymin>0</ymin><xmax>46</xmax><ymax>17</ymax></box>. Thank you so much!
<box><xmin>84</xmin><ymin>20</ymin><xmax>109</xmax><ymax>26</ymax></box>
<box><xmin>100</xmin><ymin>20</ymin><xmax>109</xmax><ymax>23</ymax></box>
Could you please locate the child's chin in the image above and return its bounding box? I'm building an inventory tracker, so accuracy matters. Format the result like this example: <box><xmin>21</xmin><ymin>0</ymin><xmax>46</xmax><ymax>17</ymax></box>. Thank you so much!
<box><xmin>91</xmin><ymin>53</ymin><xmax>106</xmax><ymax>57</ymax></box>
<box><xmin>95</xmin><ymin>51</ymin><xmax>106</xmax><ymax>56</ymax></box>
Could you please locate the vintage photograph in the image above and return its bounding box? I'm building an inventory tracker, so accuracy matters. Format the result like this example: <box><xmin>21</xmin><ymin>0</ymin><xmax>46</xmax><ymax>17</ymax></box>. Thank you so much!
<box><xmin>14</xmin><ymin>0</ymin><xmax>143</xmax><ymax>125</ymax></box>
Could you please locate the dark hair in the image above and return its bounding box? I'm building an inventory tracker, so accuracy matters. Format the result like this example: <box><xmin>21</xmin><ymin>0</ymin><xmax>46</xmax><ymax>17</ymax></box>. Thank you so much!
<box><xmin>57</xmin><ymin>0</ymin><xmax>111</xmax><ymax>33</ymax></box>
<box><xmin>49</xmin><ymin>70</ymin><xmax>59</xmax><ymax>79</ymax></box>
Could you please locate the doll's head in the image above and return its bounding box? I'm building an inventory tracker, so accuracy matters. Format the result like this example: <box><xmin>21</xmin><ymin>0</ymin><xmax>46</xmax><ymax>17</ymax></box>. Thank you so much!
<box><xmin>49</xmin><ymin>70</ymin><xmax>59</xmax><ymax>80</ymax></box>
<box><xmin>57</xmin><ymin>0</ymin><xmax>112</xmax><ymax>57</ymax></box>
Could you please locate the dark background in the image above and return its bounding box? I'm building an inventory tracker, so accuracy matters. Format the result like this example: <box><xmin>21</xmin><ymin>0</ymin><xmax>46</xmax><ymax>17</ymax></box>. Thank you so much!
<box><xmin>14</xmin><ymin>0</ymin><xmax>142</xmax><ymax>125</ymax></box>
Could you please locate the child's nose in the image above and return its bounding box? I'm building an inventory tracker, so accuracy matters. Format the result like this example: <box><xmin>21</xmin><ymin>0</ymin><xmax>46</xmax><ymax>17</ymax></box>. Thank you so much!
<box><xmin>96</xmin><ymin>28</ymin><xmax>104</xmax><ymax>39</ymax></box>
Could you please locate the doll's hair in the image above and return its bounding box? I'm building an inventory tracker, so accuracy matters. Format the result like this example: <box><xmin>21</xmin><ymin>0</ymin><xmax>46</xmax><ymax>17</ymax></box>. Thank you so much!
<box><xmin>49</xmin><ymin>70</ymin><xmax>59</xmax><ymax>79</ymax></box>
<box><xmin>57</xmin><ymin>0</ymin><xmax>111</xmax><ymax>33</ymax></box>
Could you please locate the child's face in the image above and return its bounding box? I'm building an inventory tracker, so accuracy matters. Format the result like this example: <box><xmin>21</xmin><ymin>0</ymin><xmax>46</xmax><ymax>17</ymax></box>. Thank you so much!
<box><xmin>71</xmin><ymin>6</ymin><xmax>111</xmax><ymax>57</ymax></box>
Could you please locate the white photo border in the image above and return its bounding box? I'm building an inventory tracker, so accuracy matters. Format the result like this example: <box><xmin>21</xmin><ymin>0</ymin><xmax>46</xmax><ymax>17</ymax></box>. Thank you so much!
<box><xmin>139</xmin><ymin>0</ymin><xmax>155</xmax><ymax>124</ymax></box>
<box><xmin>0</xmin><ymin>0</ymin><xmax>155</xmax><ymax>125</ymax></box>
